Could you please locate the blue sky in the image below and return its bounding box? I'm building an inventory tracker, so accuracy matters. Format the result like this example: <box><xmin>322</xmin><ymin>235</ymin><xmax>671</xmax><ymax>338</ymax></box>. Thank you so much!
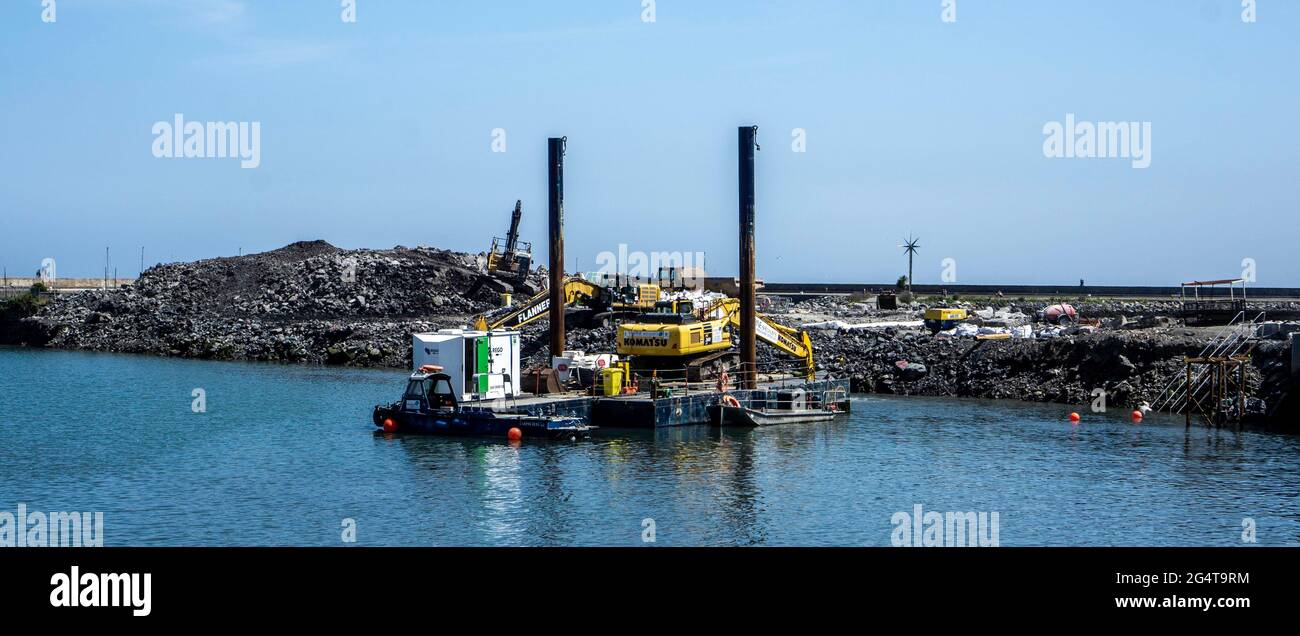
<box><xmin>2</xmin><ymin>0</ymin><xmax>1296</xmax><ymax>285</ymax></box>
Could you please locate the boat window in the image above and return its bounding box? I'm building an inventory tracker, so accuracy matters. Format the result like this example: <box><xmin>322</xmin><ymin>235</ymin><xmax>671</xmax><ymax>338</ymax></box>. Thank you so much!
<box><xmin>428</xmin><ymin>377</ymin><xmax>457</xmax><ymax>408</ymax></box>
<box><xmin>403</xmin><ymin>379</ymin><xmax>427</xmax><ymax>400</ymax></box>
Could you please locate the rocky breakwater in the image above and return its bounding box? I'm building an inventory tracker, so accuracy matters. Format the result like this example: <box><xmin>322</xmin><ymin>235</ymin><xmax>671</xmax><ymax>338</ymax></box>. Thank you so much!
<box><xmin>807</xmin><ymin>325</ymin><xmax>1292</xmax><ymax>420</ymax></box>
<box><xmin>5</xmin><ymin>241</ymin><xmax>504</xmax><ymax>367</ymax></box>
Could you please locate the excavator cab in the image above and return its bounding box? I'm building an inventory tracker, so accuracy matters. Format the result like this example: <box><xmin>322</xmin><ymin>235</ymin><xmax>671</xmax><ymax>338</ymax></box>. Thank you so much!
<box><xmin>640</xmin><ymin>299</ymin><xmax>697</xmax><ymax>324</ymax></box>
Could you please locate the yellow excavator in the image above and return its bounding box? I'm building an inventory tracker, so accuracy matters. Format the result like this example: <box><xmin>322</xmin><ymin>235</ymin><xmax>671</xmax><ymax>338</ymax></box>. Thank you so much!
<box><xmin>483</xmin><ymin>200</ymin><xmax>537</xmax><ymax>295</ymax></box>
<box><xmin>474</xmin><ymin>276</ymin><xmax>665</xmax><ymax>331</ymax></box>
<box><xmin>615</xmin><ymin>297</ymin><xmax>815</xmax><ymax>381</ymax></box>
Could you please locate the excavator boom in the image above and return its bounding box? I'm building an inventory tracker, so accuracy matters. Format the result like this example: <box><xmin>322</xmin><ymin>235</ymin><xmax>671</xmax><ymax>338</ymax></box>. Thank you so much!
<box><xmin>474</xmin><ymin>277</ymin><xmax>605</xmax><ymax>331</ymax></box>
<box><xmin>617</xmin><ymin>297</ymin><xmax>816</xmax><ymax>380</ymax></box>
<box><xmin>504</xmin><ymin>199</ymin><xmax>522</xmax><ymax>255</ymax></box>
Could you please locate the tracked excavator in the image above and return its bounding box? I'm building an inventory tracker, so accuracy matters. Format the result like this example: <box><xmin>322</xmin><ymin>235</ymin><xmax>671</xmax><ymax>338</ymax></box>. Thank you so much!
<box><xmin>471</xmin><ymin>200</ymin><xmax>540</xmax><ymax>297</ymax></box>
<box><xmin>615</xmin><ymin>297</ymin><xmax>815</xmax><ymax>381</ymax></box>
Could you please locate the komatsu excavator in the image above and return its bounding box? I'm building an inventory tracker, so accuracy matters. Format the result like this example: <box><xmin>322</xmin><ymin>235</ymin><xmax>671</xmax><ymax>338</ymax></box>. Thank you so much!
<box><xmin>615</xmin><ymin>297</ymin><xmax>815</xmax><ymax>381</ymax></box>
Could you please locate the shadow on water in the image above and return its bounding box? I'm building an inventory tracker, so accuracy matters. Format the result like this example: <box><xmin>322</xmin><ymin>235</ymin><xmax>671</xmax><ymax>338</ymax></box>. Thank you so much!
<box><xmin>370</xmin><ymin>416</ymin><xmax>853</xmax><ymax>546</ymax></box>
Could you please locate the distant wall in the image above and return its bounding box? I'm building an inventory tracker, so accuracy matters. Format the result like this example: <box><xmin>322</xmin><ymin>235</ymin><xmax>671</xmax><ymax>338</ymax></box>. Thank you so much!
<box><xmin>1</xmin><ymin>277</ymin><xmax>135</xmax><ymax>291</ymax></box>
<box><xmin>759</xmin><ymin>282</ymin><xmax>1300</xmax><ymax>299</ymax></box>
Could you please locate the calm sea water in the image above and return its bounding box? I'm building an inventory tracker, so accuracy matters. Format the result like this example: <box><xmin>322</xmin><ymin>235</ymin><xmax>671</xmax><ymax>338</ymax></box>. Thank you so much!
<box><xmin>1</xmin><ymin>346</ymin><xmax>1297</xmax><ymax>547</ymax></box>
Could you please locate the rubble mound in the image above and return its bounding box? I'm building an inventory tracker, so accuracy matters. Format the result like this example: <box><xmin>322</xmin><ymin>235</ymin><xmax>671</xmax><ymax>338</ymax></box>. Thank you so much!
<box><xmin>12</xmin><ymin>242</ymin><xmax>505</xmax><ymax>366</ymax></box>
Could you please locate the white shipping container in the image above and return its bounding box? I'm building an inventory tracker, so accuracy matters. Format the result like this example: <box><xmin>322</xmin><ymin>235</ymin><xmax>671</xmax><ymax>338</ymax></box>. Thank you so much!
<box><xmin>412</xmin><ymin>333</ymin><xmax>467</xmax><ymax>401</ymax></box>
<box><xmin>413</xmin><ymin>330</ymin><xmax>522</xmax><ymax>402</ymax></box>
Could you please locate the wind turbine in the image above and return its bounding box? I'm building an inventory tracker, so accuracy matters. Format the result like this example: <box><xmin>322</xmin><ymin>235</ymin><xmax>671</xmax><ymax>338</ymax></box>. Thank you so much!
<box><xmin>899</xmin><ymin>235</ymin><xmax>920</xmax><ymax>293</ymax></box>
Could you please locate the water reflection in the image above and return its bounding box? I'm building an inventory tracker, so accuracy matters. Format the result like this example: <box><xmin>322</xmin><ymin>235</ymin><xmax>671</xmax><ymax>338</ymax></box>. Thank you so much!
<box><xmin>8</xmin><ymin>348</ymin><xmax>1298</xmax><ymax>546</ymax></box>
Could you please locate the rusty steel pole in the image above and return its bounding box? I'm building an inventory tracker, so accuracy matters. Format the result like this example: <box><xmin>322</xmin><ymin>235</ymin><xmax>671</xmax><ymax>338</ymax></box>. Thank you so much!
<box><xmin>738</xmin><ymin>126</ymin><xmax>758</xmax><ymax>390</ymax></box>
<box><xmin>548</xmin><ymin>137</ymin><xmax>566</xmax><ymax>361</ymax></box>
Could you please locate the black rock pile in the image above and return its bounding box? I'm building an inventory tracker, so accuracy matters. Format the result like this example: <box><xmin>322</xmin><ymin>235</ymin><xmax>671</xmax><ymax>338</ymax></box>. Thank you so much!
<box><xmin>12</xmin><ymin>241</ymin><xmax>502</xmax><ymax>366</ymax></box>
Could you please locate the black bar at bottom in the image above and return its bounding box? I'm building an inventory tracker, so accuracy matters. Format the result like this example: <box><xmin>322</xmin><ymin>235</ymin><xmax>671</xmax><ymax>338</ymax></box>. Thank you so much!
<box><xmin>1</xmin><ymin>547</ymin><xmax>1293</xmax><ymax>621</ymax></box>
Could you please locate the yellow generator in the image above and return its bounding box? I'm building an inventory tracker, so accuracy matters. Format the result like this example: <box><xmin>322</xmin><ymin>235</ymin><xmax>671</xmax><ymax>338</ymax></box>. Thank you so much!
<box><xmin>923</xmin><ymin>307</ymin><xmax>969</xmax><ymax>334</ymax></box>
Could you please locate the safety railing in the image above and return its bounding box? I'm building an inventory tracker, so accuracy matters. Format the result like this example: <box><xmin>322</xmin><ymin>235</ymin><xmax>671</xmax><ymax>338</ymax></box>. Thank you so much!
<box><xmin>1148</xmin><ymin>311</ymin><xmax>1265</xmax><ymax>413</ymax></box>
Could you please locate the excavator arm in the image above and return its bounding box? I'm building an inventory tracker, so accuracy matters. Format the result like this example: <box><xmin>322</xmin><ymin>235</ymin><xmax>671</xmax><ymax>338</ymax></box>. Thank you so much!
<box><xmin>473</xmin><ymin>277</ymin><xmax>605</xmax><ymax>331</ymax></box>
<box><xmin>504</xmin><ymin>199</ymin><xmax>523</xmax><ymax>255</ymax></box>
<box><xmin>704</xmin><ymin>298</ymin><xmax>816</xmax><ymax>380</ymax></box>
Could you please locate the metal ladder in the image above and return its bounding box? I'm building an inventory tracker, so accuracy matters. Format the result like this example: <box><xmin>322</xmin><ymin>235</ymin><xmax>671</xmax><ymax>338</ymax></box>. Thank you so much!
<box><xmin>1148</xmin><ymin>311</ymin><xmax>1265</xmax><ymax>414</ymax></box>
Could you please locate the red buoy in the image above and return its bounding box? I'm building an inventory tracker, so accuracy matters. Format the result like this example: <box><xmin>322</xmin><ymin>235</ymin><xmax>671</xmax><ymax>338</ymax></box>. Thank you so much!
<box><xmin>1131</xmin><ymin>410</ymin><xmax>1143</xmax><ymax>423</ymax></box>
<box><xmin>382</xmin><ymin>418</ymin><xmax>398</xmax><ymax>433</ymax></box>
<box><xmin>1068</xmin><ymin>412</ymin><xmax>1081</xmax><ymax>424</ymax></box>
<box><xmin>507</xmin><ymin>427</ymin><xmax>523</xmax><ymax>441</ymax></box>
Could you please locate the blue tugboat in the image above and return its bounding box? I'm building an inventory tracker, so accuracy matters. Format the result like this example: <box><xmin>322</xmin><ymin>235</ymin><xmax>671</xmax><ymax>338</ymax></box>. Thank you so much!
<box><xmin>373</xmin><ymin>366</ymin><xmax>592</xmax><ymax>440</ymax></box>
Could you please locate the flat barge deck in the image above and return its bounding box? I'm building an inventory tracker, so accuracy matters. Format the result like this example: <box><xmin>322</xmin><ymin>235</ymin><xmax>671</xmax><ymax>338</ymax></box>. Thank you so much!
<box><xmin>463</xmin><ymin>377</ymin><xmax>851</xmax><ymax>428</ymax></box>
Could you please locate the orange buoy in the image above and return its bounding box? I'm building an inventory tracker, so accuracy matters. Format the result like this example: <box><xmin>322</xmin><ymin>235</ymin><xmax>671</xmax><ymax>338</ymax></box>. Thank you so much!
<box><xmin>382</xmin><ymin>418</ymin><xmax>398</xmax><ymax>433</ymax></box>
<box><xmin>507</xmin><ymin>427</ymin><xmax>523</xmax><ymax>441</ymax></box>
<box><xmin>722</xmin><ymin>394</ymin><xmax>741</xmax><ymax>408</ymax></box>
<box><xmin>1068</xmin><ymin>412</ymin><xmax>1081</xmax><ymax>424</ymax></box>
<box><xmin>1131</xmin><ymin>410</ymin><xmax>1143</xmax><ymax>423</ymax></box>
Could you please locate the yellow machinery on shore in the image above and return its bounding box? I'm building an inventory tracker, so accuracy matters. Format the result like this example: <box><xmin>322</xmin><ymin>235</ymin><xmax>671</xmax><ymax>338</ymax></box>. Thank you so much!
<box><xmin>615</xmin><ymin>297</ymin><xmax>815</xmax><ymax>381</ymax></box>
<box><xmin>923</xmin><ymin>307</ymin><xmax>969</xmax><ymax>334</ymax></box>
<box><xmin>483</xmin><ymin>200</ymin><xmax>535</xmax><ymax>293</ymax></box>
<box><xmin>474</xmin><ymin>276</ymin><xmax>665</xmax><ymax>331</ymax></box>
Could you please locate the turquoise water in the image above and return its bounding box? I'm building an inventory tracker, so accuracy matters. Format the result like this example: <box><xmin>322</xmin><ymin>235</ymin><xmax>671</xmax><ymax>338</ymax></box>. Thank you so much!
<box><xmin>1</xmin><ymin>346</ymin><xmax>1296</xmax><ymax>546</ymax></box>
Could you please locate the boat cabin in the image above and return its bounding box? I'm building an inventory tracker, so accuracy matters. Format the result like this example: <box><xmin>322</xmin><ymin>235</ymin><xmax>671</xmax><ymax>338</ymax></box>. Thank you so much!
<box><xmin>402</xmin><ymin>368</ymin><xmax>459</xmax><ymax>413</ymax></box>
